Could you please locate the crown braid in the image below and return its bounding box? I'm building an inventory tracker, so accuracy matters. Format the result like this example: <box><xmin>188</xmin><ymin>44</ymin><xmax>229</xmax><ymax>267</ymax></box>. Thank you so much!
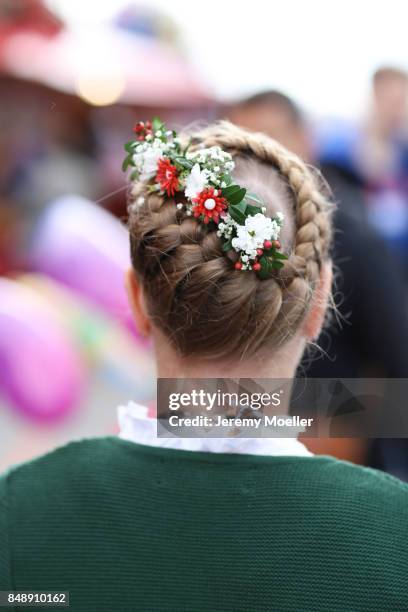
<box><xmin>128</xmin><ymin>121</ymin><xmax>333</xmax><ymax>360</ymax></box>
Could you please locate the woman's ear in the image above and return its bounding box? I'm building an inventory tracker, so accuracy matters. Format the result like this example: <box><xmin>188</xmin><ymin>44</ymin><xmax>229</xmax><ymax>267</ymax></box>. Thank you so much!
<box><xmin>302</xmin><ymin>262</ymin><xmax>333</xmax><ymax>341</ymax></box>
<box><xmin>125</xmin><ymin>268</ymin><xmax>151</xmax><ymax>337</ymax></box>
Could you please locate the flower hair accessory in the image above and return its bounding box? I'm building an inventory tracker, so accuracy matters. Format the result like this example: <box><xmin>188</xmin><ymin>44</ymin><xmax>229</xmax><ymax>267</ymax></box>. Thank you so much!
<box><xmin>123</xmin><ymin>118</ymin><xmax>288</xmax><ymax>278</ymax></box>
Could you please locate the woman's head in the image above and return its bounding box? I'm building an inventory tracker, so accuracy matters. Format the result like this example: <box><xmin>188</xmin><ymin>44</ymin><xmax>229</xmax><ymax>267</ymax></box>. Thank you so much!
<box><xmin>126</xmin><ymin>121</ymin><xmax>333</xmax><ymax>375</ymax></box>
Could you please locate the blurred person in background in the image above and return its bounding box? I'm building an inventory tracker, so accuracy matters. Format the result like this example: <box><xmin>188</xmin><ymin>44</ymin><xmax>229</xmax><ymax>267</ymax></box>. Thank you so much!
<box><xmin>319</xmin><ymin>67</ymin><xmax>408</xmax><ymax>281</ymax></box>
<box><xmin>226</xmin><ymin>91</ymin><xmax>313</xmax><ymax>161</ymax></box>
<box><xmin>0</xmin><ymin>80</ymin><xmax>101</xmax><ymax>271</ymax></box>
<box><xmin>360</xmin><ymin>67</ymin><xmax>408</xmax><ymax>278</ymax></box>
<box><xmin>228</xmin><ymin>90</ymin><xmax>408</xmax><ymax>471</ymax></box>
<box><xmin>363</xmin><ymin>67</ymin><xmax>408</xmax><ymax>175</ymax></box>
<box><xmin>13</xmin><ymin>92</ymin><xmax>101</xmax><ymax>221</ymax></box>
<box><xmin>1</xmin><ymin>119</ymin><xmax>408</xmax><ymax>611</ymax></box>
<box><xmin>364</xmin><ymin>70</ymin><xmax>408</xmax><ymax>483</ymax></box>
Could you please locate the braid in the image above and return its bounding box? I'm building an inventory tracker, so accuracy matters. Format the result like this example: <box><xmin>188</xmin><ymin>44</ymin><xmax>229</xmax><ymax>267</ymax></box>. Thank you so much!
<box><xmin>128</xmin><ymin>121</ymin><xmax>333</xmax><ymax>360</ymax></box>
<box><xmin>191</xmin><ymin>122</ymin><xmax>333</xmax><ymax>284</ymax></box>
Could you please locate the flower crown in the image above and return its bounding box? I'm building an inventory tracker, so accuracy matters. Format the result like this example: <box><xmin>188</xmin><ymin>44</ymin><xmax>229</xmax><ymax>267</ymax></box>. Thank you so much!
<box><xmin>123</xmin><ymin>118</ymin><xmax>287</xmax><ymax>278</ymax></box>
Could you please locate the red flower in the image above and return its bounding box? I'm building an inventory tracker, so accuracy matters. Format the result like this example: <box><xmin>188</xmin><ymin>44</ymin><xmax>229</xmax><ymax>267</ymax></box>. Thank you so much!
<box><xmin>192</xmin><ymin>187</ymin><xmax>228</xmax><ymax>224</ymax></box>
<box><xmin>156</xmin><ymin>158</ymin><xmax>179</xmax><ymax>197</ymax></box>
<box><xmin>133</xmin><ymin>120</ymin><xmax>152</xmax><ymax>141</ymax></box>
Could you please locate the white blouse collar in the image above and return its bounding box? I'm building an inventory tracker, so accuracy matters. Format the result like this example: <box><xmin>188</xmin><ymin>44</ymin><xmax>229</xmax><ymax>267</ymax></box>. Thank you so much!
<box><xmin>117</xmin><ymin>402</ymin><xmax>313</xmax><ymax>457</ymax></box>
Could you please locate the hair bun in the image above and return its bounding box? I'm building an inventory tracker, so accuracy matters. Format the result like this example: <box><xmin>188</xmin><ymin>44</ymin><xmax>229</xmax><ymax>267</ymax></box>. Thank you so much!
<box><xmin>128</xmin><ymin>121</ymin><xmax>333</xmax><ymax>360</ymax></box>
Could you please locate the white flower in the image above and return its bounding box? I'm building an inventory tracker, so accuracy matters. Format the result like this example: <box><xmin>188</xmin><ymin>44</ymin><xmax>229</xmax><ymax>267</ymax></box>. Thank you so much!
<box><xmin>231</xmin><ymin>213</ymin><xmax>280</xmax><ymax>256</ymax></box>
<box><xmin>276</xmin><ymin>211</ymin><xmax>284</xmax><ymax>224</ymax></box>
<box><xmin>184</xmin><ymin>163</ymin><xmax>209</xmax><ymax>199</ymax></box>
<box><xmin>133</xmin><ymin>144</ymin><xmax>165</xmax><ymax>181</ymax></box>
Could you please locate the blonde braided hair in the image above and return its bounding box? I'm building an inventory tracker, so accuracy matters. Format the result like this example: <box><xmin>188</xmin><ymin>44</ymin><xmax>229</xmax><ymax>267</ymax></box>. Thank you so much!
<box><xmin>128</xmin><ymin>121</ymin><xmax>333</xmax><ymax>361</ymax></box>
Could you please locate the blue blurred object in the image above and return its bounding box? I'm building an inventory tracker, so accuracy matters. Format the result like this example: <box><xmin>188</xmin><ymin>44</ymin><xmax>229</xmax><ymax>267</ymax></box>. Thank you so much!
<box><xmin>115</xmin><ymin>5</ymin><xmax>158</xmax><ymax>39</ymax></box>
<box><xmin>316</xmin><ymin>118</ymin><xmax>363</xmax><ymax>181</ymax></box>
<box><xmin>317</xmin><ymin>118</ymin><xmax>408</xmax><ymax>277</ymax></box>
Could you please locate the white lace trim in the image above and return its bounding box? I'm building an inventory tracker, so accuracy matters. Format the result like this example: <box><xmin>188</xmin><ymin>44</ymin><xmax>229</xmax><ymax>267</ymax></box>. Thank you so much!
<box><xmin>117</xmin><ymin>402</ymin><xmax>313</xmax><ymax>457</ymax></box>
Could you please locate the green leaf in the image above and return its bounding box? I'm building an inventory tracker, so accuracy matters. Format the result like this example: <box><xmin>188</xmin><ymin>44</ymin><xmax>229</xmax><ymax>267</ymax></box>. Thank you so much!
<box><xmin>235</xmin><ymin>200</ymin><xmax>247</xmax><ymax>214</ymax></box>
<box><xmin>245</xmin><ymin>203</ymin><xmax>262</xmax><ymax>216</ymax></box>
<box><xmin>152</xmin><ymin>117</ymin><xmax>164</xmax><ymax>132</ymax></box>
<box><xmin>257</xmin><ymin>254</ymin><xmax>286</xmax><ymax>277</ymax></box>
<box><xmin>172</xmin><ymin>156</ymin><xmax>194</xmax><ymax>170</ymax></box>
<box><xmin>227</xmin><ymin>187</ymin><xmax>247</xmax><ymax>206</ymax></box>
<box><xmin>124</xmin><ymin>141</ymin><xmax>136</xmax><ymax>153</ymax></box>
<box><xmin>246</xmin><ymin>191</ymin><xmax>264</xmax><ymax>205</ymax></box>
<box><xmin>220</xmin><ymin>174</ymin><xmax>233</xmax><ymax>187</ymax></box>
<box><xmin>257</xmin><ymin>257</ymin><xmax>272</xmax><ymax>279</ymax></box>
<box><xmin>182</xmin><ymin>138</ymin><xmax>192</xmax><ymax>155</ymax></box>
<box><xmin>259</xmin><ymin>255</ymin><xmax>271</xmax><ymax>268</ymax></box>
<box><xmin>273</xmin><ymin>251</ymin><xmax>288</xmax><ymax>260</ymax></box>
<box><xmin>122</xmin><ymin>154</ymin><xmax>133</xmax><ymax>172</ymax></box>
<box><xmin>228</xmin><ymin>205</ymin><xmax>246</xmax><ymax>225</ymax></box>
<box><xmin>222</xmin><ymin>239</ymin><xmax>233</xmax><ymax>252</ymax></box>
<box><xmin>271</xmin><ymin>260</ymin><xmax>284</xmax><ymax>269</ymax></box>
<box><xmin>222</xmin><ymin>184</ymin><xmax>242</xmax><ymax>198</ymax></box>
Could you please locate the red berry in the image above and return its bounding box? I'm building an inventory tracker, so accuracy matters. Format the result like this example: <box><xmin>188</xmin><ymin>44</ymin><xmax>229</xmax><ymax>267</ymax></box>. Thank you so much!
<box><xmin>253</xmin><ymin>262</ymin><xmax>261</xmax><ymax>271</ymax></box>
<box><xmin>272</xmin><ymin>240</ymin><xmax>281</xmax><ymax>249</ymax></box>
<box><xmin>256</xmin><ymin>248</ymin><xmax>263</xmax><ymax>256</ymax></box>
<box><xmin>235</xmin><ymin>262</ymin><xmax>243</xmax><ymax>270</ymax></box>
<box><xmin>263</xmin><ymin>240</ymin><xmax>272</xmax><ymax>249</ymax></box>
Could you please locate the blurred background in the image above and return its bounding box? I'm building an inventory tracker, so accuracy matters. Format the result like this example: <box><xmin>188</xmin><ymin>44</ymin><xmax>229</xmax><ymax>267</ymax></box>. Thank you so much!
<box><xmin>1</xmin><ymin>0</ymin><xmax>408</xmax><ymax>478</ymax></box>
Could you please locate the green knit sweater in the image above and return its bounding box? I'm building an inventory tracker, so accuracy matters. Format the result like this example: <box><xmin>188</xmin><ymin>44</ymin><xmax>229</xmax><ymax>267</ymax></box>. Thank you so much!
<box><xmin>0</xmin><ymin>437</ymin><xmax>407</xmax><ymax>611</ymax></box>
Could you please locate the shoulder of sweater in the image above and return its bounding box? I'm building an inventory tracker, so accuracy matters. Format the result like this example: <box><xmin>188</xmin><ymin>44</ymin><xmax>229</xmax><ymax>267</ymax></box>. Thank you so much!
<box><xmin>324</xmin><ymin>454</ymin><xmax>408</xmax><ymax>489</ymax></box>
<box><xmin>1</xmin><ymin>436</ymin><xmax>408</xmax><ymax>499</ymax></box>
<box><xmin>0</xmin><ymin>437</ymin><xmax>120</xmax><ymax>486</ymax></box>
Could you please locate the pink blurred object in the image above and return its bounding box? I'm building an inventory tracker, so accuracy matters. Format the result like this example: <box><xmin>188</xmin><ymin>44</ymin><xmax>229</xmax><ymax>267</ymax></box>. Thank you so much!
<box><xmin>31</xmin><ymin>195</ymin><xmax>137</xmax><ymax>335</ymax></box>
<box><xmin>0</xmin><ymin>277</ymin><xmax>84</xmax><ymax>422</ymax></box>
<box><xmin>0</xmin><ymin>0</ymin><xmax>61</xmax><ymax>45</ymax></box>
<box><xmin>1</xmin><ymin>26</ymin><xmax>211</xmax><ymax>106</ymax></box>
